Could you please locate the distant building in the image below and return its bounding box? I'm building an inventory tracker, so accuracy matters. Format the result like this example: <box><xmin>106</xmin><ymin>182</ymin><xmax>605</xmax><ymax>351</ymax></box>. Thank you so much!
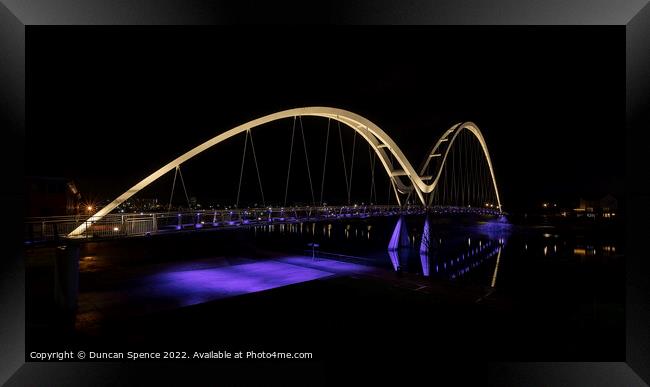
<box><xmin>26</xmin><ymin>176</ymin><xmax>82</xmax><ymax>217</ymax></box>
<box><xmin>575</xmin><ymin>194</ymin><xmax>618</xmax><ymax>218</ymax></box>
<box><xmin>598</xmin><ymin>194</ymin><xmax>618</xmax><ymax>213</ymax></box>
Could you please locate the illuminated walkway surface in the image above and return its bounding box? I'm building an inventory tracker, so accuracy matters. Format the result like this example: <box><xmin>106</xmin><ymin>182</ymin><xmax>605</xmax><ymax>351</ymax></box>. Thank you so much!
<box><xmin>76</xmin><ymin>256</ymin><xmax>374</xmax><ymax>328</ymax></box>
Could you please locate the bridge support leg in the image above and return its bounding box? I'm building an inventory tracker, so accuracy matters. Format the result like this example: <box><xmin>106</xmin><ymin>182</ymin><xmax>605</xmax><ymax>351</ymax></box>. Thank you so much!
<box><xmin>388</xmin><ymin>215</ymin><xmax>410</xmax><ymax>251</ymax></box>
<box><xmin>419</xmin><ymin>217</ymin><xmax>431</xmax><ymax>276</ymax></box>
<box><xmin>54</xmin><ymin>243</ymin><xmax>80</xmax><ymax>327</ymax></box>
<box><xmin>419</xmin><ymin>217</ymin><xmax>431</xmax><ymax>254</ymax></box>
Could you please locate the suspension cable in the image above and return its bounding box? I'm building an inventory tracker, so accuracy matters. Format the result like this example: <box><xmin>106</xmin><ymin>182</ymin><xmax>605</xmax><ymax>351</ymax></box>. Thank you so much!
<box><xmin>442</xmin><ymin>152</ymin><xmax>447</xmax><ymax>206</ymax></box>
<box><xmin>480</xmin><ymin>141</ymin><xmax>488</xmax><ymax>208</ymax></box>
<box><xmin>368</xmin><ymin>143</ymin><xmax>377</xmax><ymax>204</ymax></box>
<box><xmin>470</xmin><ymin>134</ymin><xmax>475</xmax><ymax>206</ymax></box>
<box><xmin>236</xmin><ymin>130</ymin><xmax>249</xmax><ymax>208</ymax></box>
<box><xmin>460</xmin><ymin>132</ymin><xmax>465</xmax><ymax>206</ymax></box>
<box><xmin>284</xmin><ymin>117</ymin><xmax>296</xmax><ymax>207</ymax></box>
<box><xmin>338</xmin><ymin>121</ymin><xmax>350</xmax><ymax>202</ymax></box>
<box><xmin>168</xmin><ymin>165</ymin><xmax>179</xmax><ymax>211</ymax></box>
<box><xmin>247</xmin><ymin>129</ymin><xmax>265</xmax><ymax>207</ymax></box>
<box><xmin>319</xmin><ymin>118</ymin><xmax>331</xmax><ymax>205</ymax></box>
<box><xmin>473</xmin><ymin>135</ymin><xmax>478</xmax><ymax>206</ymax></box>
<box><xmin>299</xmin><ymin>116</ymin><xmax>315</xmax><ymax>206</ymax></box>
<box><xmin>387</xmin><ymin>173</ymin><xmax>392</xmax><ymax>205</ymax></box>
<box><xmin>347</xmin><ymin>130</ymin><xmax>357</xmax><ymax>205</ymax></box>
<box><xmin>450</xmin><ymin>137</ymin><xmax>455</xmax><ymax>206</ymax></box>
<box><xmin>372</xmin><ymin>150</ymin><xmax>378</xmax><ymax>204</ymax></box>
<box><xmin>466</xmin><ymin>133</ymin><xmax>471</xmax><ymax>206</ymax></box>
<box><xmin>177</xmin><ymin>165</ymin><xmax>191</xmax><ymax>209</ymax></box>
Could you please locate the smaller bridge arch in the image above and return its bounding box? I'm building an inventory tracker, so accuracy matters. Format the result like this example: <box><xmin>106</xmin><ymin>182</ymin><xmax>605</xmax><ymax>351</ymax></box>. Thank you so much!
<box><xmin>416</xmin><ymin>122</ymin><xmax>502</xmax><ymax>210</ymax></box>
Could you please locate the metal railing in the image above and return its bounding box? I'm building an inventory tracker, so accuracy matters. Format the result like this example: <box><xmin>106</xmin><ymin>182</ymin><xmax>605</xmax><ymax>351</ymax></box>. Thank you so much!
<box><xmin>24</xmin><ymin>205</ymin><xmax>412</xmax><ymax>243</ymax></box>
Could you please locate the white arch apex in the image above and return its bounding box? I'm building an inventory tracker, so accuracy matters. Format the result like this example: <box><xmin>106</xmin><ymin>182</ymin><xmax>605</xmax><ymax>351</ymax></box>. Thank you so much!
<box><xmin>417</xmin><ymin>121</ymin><xmax>502</xmax><ymax>210</ymax></box>
<box><xmin>68</xmin><ymin>107</ymin><xmax>502</xmax><ymax>237</ymax></box>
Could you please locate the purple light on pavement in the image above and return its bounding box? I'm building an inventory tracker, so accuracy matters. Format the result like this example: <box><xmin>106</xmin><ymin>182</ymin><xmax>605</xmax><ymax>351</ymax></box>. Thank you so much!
<box><xmin>277</xmin><ymin>256</ymin><xmax>374</xmax><ymax>274</ymax></box>
<box><xmin>147</xmin><ymin>260</ymin><xmax>335</xmax><ymax>308</ymax></box>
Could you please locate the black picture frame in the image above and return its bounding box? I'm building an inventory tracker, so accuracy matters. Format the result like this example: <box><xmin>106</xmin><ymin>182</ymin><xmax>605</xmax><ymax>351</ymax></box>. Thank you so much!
<box><xmin>1</xmin><ymin>1</ymin><xmax>649</xmax><ymax>385</ymax></box>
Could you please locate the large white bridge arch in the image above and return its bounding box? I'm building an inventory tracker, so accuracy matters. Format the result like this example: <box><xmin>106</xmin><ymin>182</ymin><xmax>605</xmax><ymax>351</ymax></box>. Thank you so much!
<box><xmin>68</xmin><ymin>106</ymin><xmax>502</xmax><ymax>237</ymax></box>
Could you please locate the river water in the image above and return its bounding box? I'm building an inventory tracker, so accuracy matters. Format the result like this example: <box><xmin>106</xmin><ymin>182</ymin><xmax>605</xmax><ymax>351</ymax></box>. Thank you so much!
<box><xmin>249</xmin><ymin>214</ymin><xmax>622</xmax><ymax>291</ymax></box>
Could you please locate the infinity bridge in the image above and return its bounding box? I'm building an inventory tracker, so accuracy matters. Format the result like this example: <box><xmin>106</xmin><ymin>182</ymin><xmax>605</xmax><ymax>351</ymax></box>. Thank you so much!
<box><xmin>25</xmin><ymin>107</ymin><xmax>504</xmax><ymax>243</ymax></box>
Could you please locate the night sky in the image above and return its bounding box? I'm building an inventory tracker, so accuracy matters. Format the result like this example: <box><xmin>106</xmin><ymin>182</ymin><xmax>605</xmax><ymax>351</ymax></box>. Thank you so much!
<box><xmin>26</xmin><ymin>26</ymin><xmax>624</xmax><ymax>212</ymax></box>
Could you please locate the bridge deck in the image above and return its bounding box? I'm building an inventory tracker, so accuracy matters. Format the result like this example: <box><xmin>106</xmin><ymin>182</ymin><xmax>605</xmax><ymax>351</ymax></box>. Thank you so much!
<box><xmin>24</xmin><ymin>205</ymin><xmax>502</xmax><ymax>244</ymax></box>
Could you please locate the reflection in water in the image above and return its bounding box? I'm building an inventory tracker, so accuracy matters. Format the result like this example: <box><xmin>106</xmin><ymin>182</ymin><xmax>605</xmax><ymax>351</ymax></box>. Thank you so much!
<box><xmin>380</xmin><ymin>219</ymin><xmax>510</xmax><ymax>287</ymax></box>
<box><xmin>442</xmin><ymin>240</ymin><xmax>504</xmax><ymax>281</ymax></box>
<box><xmin>420</xmin><ymin>252</ymin><xmax>430</xmax><ymax>277</ymax></box>
<box><xmin>490</xmin><ymin>247</ymin><xmax>502</xmax><ymax>288</ymax></box>
<box><xmin>250</xmin><ymin>215</ymin><xmax>619</xmax><ymax>288</ymax></box>
<box><xmin>388</xmin><ymin>249</ymin><xmax>400</xmax><ymax>271</ymax></box>
<box><xmin>388</xmin><ymin>217</ymin><xmax>512</xmax><ymax>284</ymax></box>
<box><xmin>252</xmin><ymin>216</ymin><xmax>514</xmax><ymax>284</ymax></box>
<box><xmin>573</xmin><ymin>247</ymin><xmax>599</xmax><ymax>256</ymax></box>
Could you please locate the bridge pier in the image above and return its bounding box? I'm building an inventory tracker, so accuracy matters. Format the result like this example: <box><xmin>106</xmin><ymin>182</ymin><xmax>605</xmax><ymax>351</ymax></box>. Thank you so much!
<box><xmin>419</xmin><ymin>216</ymin><xmax>431</xmax><ymax>254</ymax></box>
<box><xmin>53</xmin><ymin>243</ymin><xmax>80</xmax><ymax>328</ymax></box>
<box><xmin>388</xmin><ymin>215</ymin><xmax>410</xmax><ymax>251</ymax></box>
<box><xmin>419</xmin><ymin>217</ymin><xmax>432</xmax><ymax>276</ymax></box>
